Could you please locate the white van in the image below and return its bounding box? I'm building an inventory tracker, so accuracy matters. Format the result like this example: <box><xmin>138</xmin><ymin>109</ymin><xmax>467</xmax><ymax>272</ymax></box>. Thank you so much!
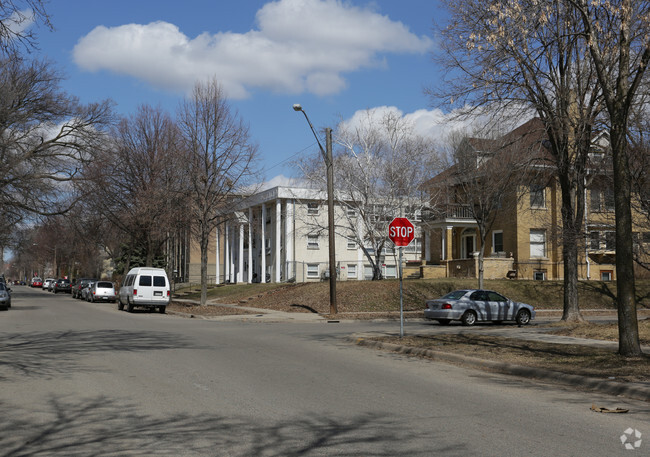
<box><xmin>118</xmin><ymin>267</ymin><xmax>170</xmax><ymax>313</ymax></box>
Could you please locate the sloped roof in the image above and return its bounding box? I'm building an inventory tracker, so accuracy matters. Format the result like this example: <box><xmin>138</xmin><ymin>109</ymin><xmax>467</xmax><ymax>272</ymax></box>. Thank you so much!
<box><xmin>425</xmin><ymin>117</ymin><xmax>550</xmax><ymax>189</ymax></box>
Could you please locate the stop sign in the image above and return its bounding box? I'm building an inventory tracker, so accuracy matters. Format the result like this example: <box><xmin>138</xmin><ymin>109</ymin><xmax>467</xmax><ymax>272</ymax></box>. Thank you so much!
<box><xmin>388</xmin><ymin>217</ymin><xmax>415</xmax><ymax>247</ymax></box>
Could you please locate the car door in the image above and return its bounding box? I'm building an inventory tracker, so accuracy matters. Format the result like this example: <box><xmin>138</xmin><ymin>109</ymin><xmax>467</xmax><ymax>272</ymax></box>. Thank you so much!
<box><xmin>486</xmin><ymin>291</ymin><xmax>511</xmax><ymax>321</ymax></box>
<box><xmin>468</xmin><ymin>290</ymin><xmax>489</xmax><ymax>320</ymax></box>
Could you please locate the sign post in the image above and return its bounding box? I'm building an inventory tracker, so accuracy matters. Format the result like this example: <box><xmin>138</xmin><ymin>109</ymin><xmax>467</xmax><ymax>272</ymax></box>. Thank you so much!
<box><xmin>388</xmin><ymin>217</ymin><xmax>415</xmax><ymax>337</ymax></box>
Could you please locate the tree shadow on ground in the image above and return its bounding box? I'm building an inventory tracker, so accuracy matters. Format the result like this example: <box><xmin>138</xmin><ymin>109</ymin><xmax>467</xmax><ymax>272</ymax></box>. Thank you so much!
<box><xmin>0</xmin><ymin>395</ymin><xmax>460</xmax><ymax>457</ymax></box>
<box><xmin>0</xmin><ymin>330</ymin><xmax>195</xmax><ymax>381</ymax></box>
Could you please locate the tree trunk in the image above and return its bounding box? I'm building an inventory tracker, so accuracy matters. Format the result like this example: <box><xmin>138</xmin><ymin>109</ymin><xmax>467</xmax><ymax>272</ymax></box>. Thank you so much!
<box><xmin>477</xmin><ymin>242</ymin><xmax>485</xmax><ymax>290</ymax></box>
<box><xmin>558</xmin><ymin>168</ymin><xmax>585</xmax><ymax>322</ymax></box>
<box><xmin>200</xmin><ymin>232</ymin><xmax>209</xmax><ymax>306</ymax></box>
<box><xmin>610</xmin><ymin>127</ymin><xmax>641</xmax><ymax>356</ymax></box>
<box><xmin>561</xmin><ymin>238</ymin><xmax>584</xmax><ymax>322</ymax></box>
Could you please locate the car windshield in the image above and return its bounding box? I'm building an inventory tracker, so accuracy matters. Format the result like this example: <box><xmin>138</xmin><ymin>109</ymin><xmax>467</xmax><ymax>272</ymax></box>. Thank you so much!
<box><xmin>0</xmin><ymin>283</ymin><xmax>5</xmax><ymax>291</ymax></box>
<box><xmin>442</xmin><ymin>290</ymin><xmax>469</xmax><ymax>300</ymax></box>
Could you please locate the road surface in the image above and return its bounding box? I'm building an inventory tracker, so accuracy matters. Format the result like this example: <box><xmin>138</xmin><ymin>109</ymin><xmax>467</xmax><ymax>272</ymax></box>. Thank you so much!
<box><xmin>0</xmin><ymin>286</ymin><xmax>647</xmax><ymax>456</ymax></box>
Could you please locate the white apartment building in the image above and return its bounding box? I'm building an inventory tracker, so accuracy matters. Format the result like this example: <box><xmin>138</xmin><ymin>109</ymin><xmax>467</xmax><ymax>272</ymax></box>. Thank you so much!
<box><xmin>215</xmin><ymin>186</ymin><xmax>423</xmax><ymax>284</ymax></box>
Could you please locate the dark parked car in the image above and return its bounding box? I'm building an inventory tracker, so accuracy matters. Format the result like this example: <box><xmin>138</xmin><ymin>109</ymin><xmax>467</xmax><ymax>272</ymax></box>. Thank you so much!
<box><xmin>80</xmin><ymin>280</ymin><xmax>95</xmax><ymax>301</ymax></box>
<box><xmin>0</xmin><ymin>282</ymin><xmax>11</xmax><ymax>310</ymax></box>
<box><xmin>424</xmin><ymin>289</ymin><xmax>535</xmax><ymax>326</ymax></box>
<box><xmin>72</xmin><ymin>278</ymin><xmax>95</xmax><ymax>299</ymax></box>
<box><xmin>53</xmin><ymin>278</ymin><xmax>72</xmax><ymax>293</ymax></box>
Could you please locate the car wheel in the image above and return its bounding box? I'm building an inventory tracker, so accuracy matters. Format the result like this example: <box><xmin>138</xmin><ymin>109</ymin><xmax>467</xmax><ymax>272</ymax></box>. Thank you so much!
<box><xmin>437</xmin><ymin>319</ymin><xmax>451</xmax><ymax>325</ymax></box>
<box><xmin>516</xmin><ymin>309</ymin><xmax>531</xmax><ymax>326</ymax></box>
<box><xmin>118</xmin><ymin>299</ymin><xmax>124</xmax><ymax>311</ymax></box>
<box><xmin>127</xmin><ymin>301</ymin><xmax>134</xmax><ymax>313</ymax></box>
<box><xmin>461</xmin><ymin>310</ymin><xmax>477</xmax><ymax>326</ymax></box>
<box><xmin>158</xmin><ymin>306</ymin><xmax>166</xmax><ymax>314</ymax></box>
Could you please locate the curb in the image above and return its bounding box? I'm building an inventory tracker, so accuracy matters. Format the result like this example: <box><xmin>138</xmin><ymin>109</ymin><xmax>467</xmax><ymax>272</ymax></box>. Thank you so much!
<box><xmin>347</xmin><ymin>335</ymin><xmax>650</xmax><ymax>403</ymax></box>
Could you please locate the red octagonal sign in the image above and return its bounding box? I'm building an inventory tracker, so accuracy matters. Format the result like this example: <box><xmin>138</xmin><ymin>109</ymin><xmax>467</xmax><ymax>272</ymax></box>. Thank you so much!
<box><xmin>388</xmin><ymin>217</ymin><xmax>415</xmax><ymax>247</ymax></box>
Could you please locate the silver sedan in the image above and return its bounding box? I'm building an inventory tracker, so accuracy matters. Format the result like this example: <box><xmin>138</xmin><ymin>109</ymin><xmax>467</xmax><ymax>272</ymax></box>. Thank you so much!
<box><xmin>424</xmin><ymin>289</ymin><xmax>535</xmax><ymax>326</ymax></box>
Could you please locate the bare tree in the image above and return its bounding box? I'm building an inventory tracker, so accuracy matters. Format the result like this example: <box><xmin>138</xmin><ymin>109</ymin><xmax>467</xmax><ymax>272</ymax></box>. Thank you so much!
<box><xmin>569</xmin><ymin>0</ymin><xmax>649</xmax><ymax>355</ymax></box>
<box><xmin>0</xmin><ymin>56</ymin><xmax>113</xmax><ymax>217</ymax></box>
<box><xmin>177</xmin><ymin>78</ymin><xmax>259</xmax><ymax>305</ymax></box>
<box><xmin>435</xmin><ymin>0</ymin><xmax>606</xmax><ymax>322</ymax></box>
<box><xmin>80</xmin><ymin>105</ymin><xmax>188</xmax><ymax>271</ymax></box>
<box><xmin>0</xmin><ymin>0</ymin><xmax>51</xmax><ymax>56</ymax></box>
<box><xmin>296</xmin><ymin>108</ymin><xmax>441</xmax><ymax>280</ymax></box>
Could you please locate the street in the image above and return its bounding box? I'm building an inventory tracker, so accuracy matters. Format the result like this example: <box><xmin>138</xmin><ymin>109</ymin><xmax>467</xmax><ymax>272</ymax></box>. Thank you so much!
<box><xmin>1</xmin><ymin>286</ymin><xmax>648</xmax><ymax>456</ymax></box>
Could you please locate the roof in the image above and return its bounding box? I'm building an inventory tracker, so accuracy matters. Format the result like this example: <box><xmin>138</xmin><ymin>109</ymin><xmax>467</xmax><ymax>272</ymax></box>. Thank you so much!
<box><xmin>425</xmin><ymin>117</ymin><xmax>551</xmax><ymax>189</ymax></box>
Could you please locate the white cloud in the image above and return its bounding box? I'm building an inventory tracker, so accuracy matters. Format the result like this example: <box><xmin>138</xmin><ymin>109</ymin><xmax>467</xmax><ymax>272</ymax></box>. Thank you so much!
<box><xmin>72</xmin><ymin>0</ymin><xmax>432</xmax><ymax>99</ymax></box>
<box><xmin>340</xmin><ymin>105</ymin><xmax>532</xmax><ymax>147</ymax></box>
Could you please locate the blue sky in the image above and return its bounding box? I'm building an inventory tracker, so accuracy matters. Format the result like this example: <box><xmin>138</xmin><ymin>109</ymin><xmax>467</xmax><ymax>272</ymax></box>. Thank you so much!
<box><xmin>31</xmin><ymin>0</ymin><xmax>454</xmax><ymax>183</ymax></box>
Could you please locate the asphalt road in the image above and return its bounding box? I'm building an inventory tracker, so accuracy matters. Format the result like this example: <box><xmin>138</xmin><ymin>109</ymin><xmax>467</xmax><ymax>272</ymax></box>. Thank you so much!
<box><xmin>1</xmin><ymin>286</ymin><xmax>648</xmax><ymax>456</ymax></box>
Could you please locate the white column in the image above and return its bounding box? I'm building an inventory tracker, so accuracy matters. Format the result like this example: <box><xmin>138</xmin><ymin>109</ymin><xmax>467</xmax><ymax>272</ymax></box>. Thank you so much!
<box><xmin>215</xmin><ymin>226</ymin><xmax>220</xmax><ymax>284</ymax></box>
<box><xmin>285</xmin><ymin>199</ymin><xmax>294</xmax><ymax>280</ymax></box>
<box><xmin>224</xmin><ymin>224</ymin><xmax>230</xmax><ymax>283</ymax></box>
<box><xmin>261</xmin><ymin>204</ymin><xmax>267</xmax><ymax>282</ymax></box>
<box><xmin>275</xmin><ymin>198</ymin><xmax>282</xmax><ymax>283</ymax></box>
<box><xmin>238</xmin><ymin>223</ymin><xmax>244</xmax><ymax>283</ymax></box>
<box><xmin>248</xmin><ymin>208</ymin><xmax>253</xmax><ymax>284</ymax></box>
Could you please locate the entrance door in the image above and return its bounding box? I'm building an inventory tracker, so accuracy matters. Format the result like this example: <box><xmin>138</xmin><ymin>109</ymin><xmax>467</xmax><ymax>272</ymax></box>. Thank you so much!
<box><xmin>461</xmin><ymin>232</ymin><xmax>476</xmax><ymax>259</ymax></box>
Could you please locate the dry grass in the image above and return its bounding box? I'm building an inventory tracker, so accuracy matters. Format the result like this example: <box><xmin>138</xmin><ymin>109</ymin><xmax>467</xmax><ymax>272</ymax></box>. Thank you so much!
<box><xmin>374</xmin><ymin>332</ymin><xmax>650</xmax><ymax>383</ymax></box>
<box><xmin>174</xmin><ymin>278</ymin><xmax>650</xmax><ymax>313</ymax></box>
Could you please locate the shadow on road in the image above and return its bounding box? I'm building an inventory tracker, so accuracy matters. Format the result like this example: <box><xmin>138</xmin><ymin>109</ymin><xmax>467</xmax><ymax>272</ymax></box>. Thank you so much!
<box><xmin>0</xmin><ymin>394</ymin><xmax>460</xmax><ymax>457</ymax></box>
<box><xmin>0</xmin><ymin>330</ymin><xmax>195</xmax><ymax>381</ymax></box>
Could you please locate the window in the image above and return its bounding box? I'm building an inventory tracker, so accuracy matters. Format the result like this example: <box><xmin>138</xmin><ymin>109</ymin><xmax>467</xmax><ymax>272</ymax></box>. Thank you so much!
<box><xmin>306</xmin><ymin>264</ymin><xmax>319</xmax><ymax>278</ymax></box>
<box><xmin>384</xmin><ymin>265</ymin><xmax>397</xmax><ymax>279</ymax></box>
<box><xmin>530</xmin><ymin>230</ymin><xmax>546</xmax><ymax>258</ymax></box>
<box><xmin>643</xmin><ymin>232</ymin><xmax>650</xmax><ymax>244</ymax></box>
<box><xmin>347</xmin><ymin>239</ymin><xmax>356</xmax><ymax>250</ymax></box>
<box><xmin>603</xmin><ymin>187</ymin><xmax>615</xmax><ymax>211</ymax></box>
<box><xmin>153</xmin><ymin>276</ymin><xmax>166</xmax><ymax>287</ymax></box>
<box><xmin>605</xmin><ymin>231</ymin><xmax>616</xmax><ymax>250</ymax></box>
<box><xmin>138</xmin><ymin>276</ymin><xmax>152</xmax><ymax>286</ymax></box>
<box><xmin>405</xmin><ymin>237</ymin><xmax>422</xmax><ymax>253</ymax></box>
<box><xmin>346</xmin><ymin>207</ymin><xmax>356</xmax><ymax>218</ymax></box>
<box><xmin>590</xmin><ymin>189</ymin><xmax>601</xmax><ymax>212</ymax></box>
<box><xmin>601</xmin><ymin>270</ymin><xmax>613</xmax><ymax>281</ymax></box>
<box><xmin>530</xmin><ymin>185</ymin><xmax>545</xmax><ymax>208</ymax></box>
<box><xmin>307</xmin><ymin>235</ymin><xmax>319</xmax><ymax>249</ymax></box>
<box><xmin>589</xmin><ymin>231</ymin><xmax>600</xmax><ymax>250</ymax></box>
<box><xmin>347</xmin><ymin>264</ymin><xmax>357</xmax><ymax>279</ymax></box>
<box><xmin>307</xmin><ymin>202</ymin><xmax>319</xmax><ymax>215</ymax></box>
<box><xmin>533</xmin><ymin>270</ymin><xmax>547</xmax><ymax>280</ymax></box>
<box><xmin>492</xmin><ymin>231</ymin><xmax>504</xmax><ymax>254</ymax></box>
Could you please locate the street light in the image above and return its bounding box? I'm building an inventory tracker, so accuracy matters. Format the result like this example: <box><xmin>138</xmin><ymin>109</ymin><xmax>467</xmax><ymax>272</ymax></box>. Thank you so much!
<box><xmin>293</xmin><ymin>104</ymin><xmax>337</xmax><ymax>314</ymax></box>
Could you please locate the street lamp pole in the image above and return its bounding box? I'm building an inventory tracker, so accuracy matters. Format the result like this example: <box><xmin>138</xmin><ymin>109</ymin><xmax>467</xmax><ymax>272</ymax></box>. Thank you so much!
<box><xmin>293</xmin><ymin>104</ymin><xmax>337</xmax><ymax>314</ymax></box>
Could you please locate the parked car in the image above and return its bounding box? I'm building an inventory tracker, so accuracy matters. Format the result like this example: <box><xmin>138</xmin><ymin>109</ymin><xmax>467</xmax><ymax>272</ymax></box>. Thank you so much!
<box><xmin>42</xmin><ymin>278</ymin><xmax>55</xmax><ymax>290</ymax></box>
<box><xmin>53</xmin><ymin>278</ymin><xmax>72</xmax><ymax>293</ymax></box>
<box><xmin>424</xmin><ymin>289</ymin><xmax>535</xmax><ymax>326</ymax></box>
<box><xmin>0</xmin><ymin>283</ymin><xmax>11</xmax><ymax>310</ymax></box>
<box><xmin>118</xmin><ymin>267</ymin><xmax>170</xmax><ymax>313</ymax></box>
<box><xmin>87</xmin><ymin>281</ymin><xmax>116</xmax><ymax>303</ymax></box>
<box><xmin>31</xmin><ymin>277</ymin><xmax>43</xmax><ymax>288</ymax></box>
<box><xmin>80</xmin><ymin>280</ymin><xmax>95</xmax><ymax>301</ymax></box>
<box><xmin>72</xmin><ymin>278</ymin><xmax>95</xmax><ymax>299</ymax></box>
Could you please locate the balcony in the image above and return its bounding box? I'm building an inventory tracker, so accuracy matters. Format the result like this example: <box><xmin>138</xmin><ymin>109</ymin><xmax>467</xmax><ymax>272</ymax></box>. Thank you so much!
<box><xmin>422</xmin><ymin>204</ymin><xmax>474</xmax><ymax>223</ymax></box>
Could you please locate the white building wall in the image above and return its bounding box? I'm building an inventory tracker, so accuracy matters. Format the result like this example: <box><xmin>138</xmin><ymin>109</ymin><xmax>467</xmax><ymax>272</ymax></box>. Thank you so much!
<box><xmin>226</xmin><ymin>186</ymin><xmax>422</xmax><ymax>283</ymax></box>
